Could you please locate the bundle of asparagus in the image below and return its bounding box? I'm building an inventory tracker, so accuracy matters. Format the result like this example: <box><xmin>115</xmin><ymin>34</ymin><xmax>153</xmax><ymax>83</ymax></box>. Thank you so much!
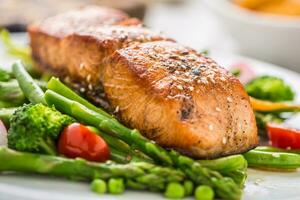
<box><xmin>0</xmin><ymin>147</ymin><xmax>184</xmax><ymax>192</ymax></box>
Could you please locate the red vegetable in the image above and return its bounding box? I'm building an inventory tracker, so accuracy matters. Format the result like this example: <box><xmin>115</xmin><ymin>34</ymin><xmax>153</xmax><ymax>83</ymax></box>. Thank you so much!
<box><xmin>58</xmin><ymin>123</ymin><xmax>110</xmax><ymax>162</ymax></box>
<box><xmin>267</xmin><ymin>123</ymin><xmax>300</xmax><ymax>149</ymax></box>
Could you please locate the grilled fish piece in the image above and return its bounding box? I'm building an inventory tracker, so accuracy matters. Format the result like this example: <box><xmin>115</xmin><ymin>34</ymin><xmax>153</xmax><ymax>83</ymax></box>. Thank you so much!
<box><xmin>101</xmin><ymin>41</ymin><xmax>258</xmax><ymax>158</ymax></box>
<box><xmin>28</xmin><ymin>6</ymin><xmax>258</xmax><ymax>158</ymax></box>
<box><xmin>28</xmin><ymin>6</ymin><xmax>171</xmax><ymax>107</ymax></box>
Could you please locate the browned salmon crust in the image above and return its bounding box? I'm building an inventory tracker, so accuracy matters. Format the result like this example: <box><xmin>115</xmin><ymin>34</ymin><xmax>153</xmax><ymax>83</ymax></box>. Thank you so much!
<box><xmin>28</xmin><ymin>6</ymin><xmax>258</xmax><ymax>158</ymax></box>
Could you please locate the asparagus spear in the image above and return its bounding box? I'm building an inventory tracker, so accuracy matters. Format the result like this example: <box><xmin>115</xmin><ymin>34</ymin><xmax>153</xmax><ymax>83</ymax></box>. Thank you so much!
<box><xmin>47</xmin><ymin>77</ymin><xmax>112</xmax><ymax>118</ymax></box>
<box><xmin>0</xmin><ymin>80</ymin><xmax>25</xmax><ymax>104</ymax></box>
<box><xmin>198</xmin><ymin>155</ymin><xmax>248</xmax><ymax>186</ymax></box>
<box><xmin>0</xmin><ymin>100</ymin><xmax>20</xmax><ymax>108</ymax></box>
<box><xmin>0</xmin><ymin>147</ymin><xmax>185</xmax><ymax>192</ymax></box>
<box><xmin>12</xmin><ymin>61</ymin><xmax>46</xmax><ymax>104</ymax></box>
<box><xmin>45</xmin><ymin>90</ymin><xmax>241</xmax><ymax>200</ymax></box>
<box><xmin>198</xmin><ymin>155</ymin><xmax>247</xmax><ymax>173</ymax></box>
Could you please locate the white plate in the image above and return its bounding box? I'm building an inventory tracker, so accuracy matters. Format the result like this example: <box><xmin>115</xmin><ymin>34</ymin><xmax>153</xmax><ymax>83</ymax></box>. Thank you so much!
<box><xmin>0</xmin><ymin>34</ymin><xmax>300</xmax><ymax>200</ymax></box>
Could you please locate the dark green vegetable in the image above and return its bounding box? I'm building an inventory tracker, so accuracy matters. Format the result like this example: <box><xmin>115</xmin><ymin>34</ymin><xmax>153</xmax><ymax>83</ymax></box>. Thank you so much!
<box><xmin>246</xmin><ymin>75</ymin><xmax>295</xmax><ymax>102</ymax></box>
<box><xmin>164</xmin><ymin>182</ymin><xmax>185</xmax><ymax>199</ymax></box>
<box><xmin>45</xmin><ymin>89</ymin><xmax>241</xmax><ymax>200</ymax></box>
<box><xmin>91</xmin><ymin>179</ymin><xmax>107</xmax><ymax>194</ymax></box>
<box><xmin>0</xmin><ymin>147</ymin><xmax>185</xmax><ymax>192</ymax></box>
<box><xmin>8</xmin><ymin>103</ymin><xmax>74</xmax><ymax>155</ymax></box>
<box><xmin>108</xmin><ymin>178</ymin><xmax>125</xmax><ymax>194</ymax></box>
<box><xmin>12</xmin><ymin>61</ymin><xmax>46</xmax><ymax>104</ymax></box>
<box><xmin>243</xmin><ymin>150</ymin><xmax>300</xmax><ymax>169</ymax></box>
<box><xmin>0</xmin><ymin>107</ymin><xmax>17</xmax><ymax>126</ymax></box>
<box><xmin>194</xmin><ymin>185</ymin><xmax>214</xmax><ymax>200</ymax></box>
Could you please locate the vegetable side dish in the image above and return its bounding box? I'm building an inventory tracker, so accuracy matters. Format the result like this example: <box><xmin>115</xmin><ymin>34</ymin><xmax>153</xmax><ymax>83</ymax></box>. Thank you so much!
<box><xmin>234</xmin><ymin>0</ymin><xmax>300</xmax><ymax>16</ymax></box>
<box><xmin>0</xmin><ymin>5</ymin><xmax>300</xmax><ymax>200</ymax></box>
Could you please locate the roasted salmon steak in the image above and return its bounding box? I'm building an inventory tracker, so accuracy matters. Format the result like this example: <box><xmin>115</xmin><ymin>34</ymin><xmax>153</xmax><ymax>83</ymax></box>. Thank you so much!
<box><xmin>28</xmin><ymin>6</ymin><xmax>258</xmax><ymax>158</ymax></box>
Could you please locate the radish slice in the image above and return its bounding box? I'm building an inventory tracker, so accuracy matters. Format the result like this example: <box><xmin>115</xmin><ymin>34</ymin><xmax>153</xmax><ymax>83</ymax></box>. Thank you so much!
<box><xmin>0</xmin><ymin>120</ymin><xmax>8</xmax><ymax>147</ymax></box>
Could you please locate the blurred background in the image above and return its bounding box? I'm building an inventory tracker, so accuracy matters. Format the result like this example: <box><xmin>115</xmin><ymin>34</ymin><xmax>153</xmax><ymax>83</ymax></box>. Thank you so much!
<box><xmin>0</xmin><ymin>0</ymin><xmax>300</xmax><ymax>72</ymax></box>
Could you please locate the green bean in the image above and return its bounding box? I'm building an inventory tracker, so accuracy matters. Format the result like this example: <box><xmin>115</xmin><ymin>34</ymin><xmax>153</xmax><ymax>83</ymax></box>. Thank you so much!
<box><xmin>255</xmin><ymin>146</ymin><xmax>300</xmax><ymax>154</ymax></box>
<box><xmin>243</xmin><ymin>150</ymin><xmax>300</xmax><ymax>169</ymax></box>
<box><xmin>12</xmin><ymin>60</ymin><xmax>45</xmax><ymax>104</ymax></box>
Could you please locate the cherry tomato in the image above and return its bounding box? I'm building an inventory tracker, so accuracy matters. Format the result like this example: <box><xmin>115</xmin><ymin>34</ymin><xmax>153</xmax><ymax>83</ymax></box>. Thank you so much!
<box><xmin>58</xmin><ymin>123</ymin><xmax>110</xmax><ymax>162</ymax></box>
<box><xmin>267</xmin><ymin>123</ymin><xmax>300</xmax><ymax>149</ymax></box>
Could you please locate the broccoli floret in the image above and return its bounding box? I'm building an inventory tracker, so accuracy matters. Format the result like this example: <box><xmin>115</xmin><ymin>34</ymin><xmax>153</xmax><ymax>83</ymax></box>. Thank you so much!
<box><xmin>8</xmin><ymin>103</ymin><xmax>74</xmax><ymax>155</ymax></box>
<box><xmin>245</xmin><ymin>76</ymin><xmax>295</xmax><ymax>102</ymax></box>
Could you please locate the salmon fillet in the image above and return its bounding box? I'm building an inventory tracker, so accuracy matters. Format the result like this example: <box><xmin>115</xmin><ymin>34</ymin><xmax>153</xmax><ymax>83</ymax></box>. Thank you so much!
<box><xmin>28</xmin><ymin>6</ymin><xmax>258</xmax><ymax>158</ymax></box>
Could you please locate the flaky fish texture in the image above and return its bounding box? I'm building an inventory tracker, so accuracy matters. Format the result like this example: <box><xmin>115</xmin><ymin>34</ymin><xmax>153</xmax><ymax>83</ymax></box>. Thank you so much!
<box><xmin>28</xmin><ymin>6</ymin><xmax>258</xmax><ymax>158</ymax></box>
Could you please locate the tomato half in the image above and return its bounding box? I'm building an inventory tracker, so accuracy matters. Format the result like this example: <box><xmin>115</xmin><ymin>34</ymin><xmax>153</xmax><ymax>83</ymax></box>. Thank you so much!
<box><xmin>267</xmin><ymin>123</ymin><xmax>300</xmax><ymax>149</ymax></box>
<box><xmin>58</xmin><ymin>123</ymin><xmax>110</xmax><ymax>162</ymax></box>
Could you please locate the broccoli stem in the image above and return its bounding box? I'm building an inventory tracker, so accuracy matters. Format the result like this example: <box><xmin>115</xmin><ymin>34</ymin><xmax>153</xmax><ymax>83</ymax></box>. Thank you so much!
<box><xmin>39</xmin><ymin>138</ymin><xmax>57</xmax><ymax>156</ymax></box>
<box><xmin>243</xmin><ymin>150</ymin><xmax>300</xmax><ymax>169</ymax></box>
<box><xmin>47</xmin><ymin>77</ymin><xmax>112</xmax><ymax>118</ymax></box>
<box><xmin>44</xmin><ymin>90</ymin><xmax>241</xmax><ymax>200</ymax></box>
<box><xmin>0</xmin><ymin>147</ymin><xmax>185</xmax><ymax>192</ymax></box>
<box><xmin>12</xmin><ymin>61</ymin><xmax>46</xmax><ymax>104</ymax></box>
